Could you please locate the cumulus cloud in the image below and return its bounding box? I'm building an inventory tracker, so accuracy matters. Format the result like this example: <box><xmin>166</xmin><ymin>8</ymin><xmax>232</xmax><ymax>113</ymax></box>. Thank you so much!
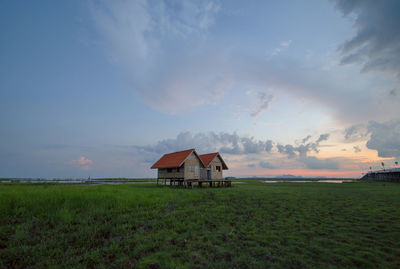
<box><xmin>135</xmin><ymin>131</ymin><xmax>344</xmax><ymax>171</ymax></box>
<box><xmin>344</xmin><ymin>120</ymin><xmax>400</xmax><ymax>157</ymax></box>
<box><xmin>277</xmin><ymin>134</ymin><xmax>330</xmax><ymax>158</ymax></box>
<box><xmin>265</xmin><ymin>140</ymin><xmax>273</xmax><ymax>152</ymax></box>
<box><xmin>277</xmin><ymin>134</ymin><xmax>340</xmax><ymax>170</ymax></box>
<box><xmin>41</xmin><ymin>131</ymin><xmax>356</xmax><ymax>177</ymax></box>
<box><xmin>316</xmin><ymin>134</ymin><xmax>329</xmax><ymax>143</ymax></box>
<box><xmin>366</xmin><ymin>120</ymin><xmax>400</xmax><ymax>157</ymax></box>
<box><xmin>136</xmin><ymin>131</ymin><xmax>333</xmax><ymax>170</ymax></box>
<box><xmin>344</xmin><ymin>123</ymin><xmax>368</xmax><ymax>142</ymax></box>
<box><xmin>68</xmin><ymin>156</ymin><xmax>93</xmax><ymax>170</ymax></box>
<box><xmin>277</xmin><ymin>144</ymin><xmax>297</xmax><ymax>159</ymax></box>
<box><xmin>139</xmin><ymin>131</ymin><xmax>275</xmax><ymax>156</ymax></box>
<box><xmin>302</xmin><ymin>135</ymin><xmax>312</xmax><ymax>144</ymax></box>
<box><xmin>250</xmin><ymin>92</ymin><xmax>274</xmax><ymax>118</ymax></box>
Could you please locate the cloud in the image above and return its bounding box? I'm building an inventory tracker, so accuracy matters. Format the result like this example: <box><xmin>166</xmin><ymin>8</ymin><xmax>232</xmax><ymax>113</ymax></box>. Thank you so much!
<box><xmin>299</xmin><ymin>156</ymin><xmax>340</xmax><ymax>170</ymax></box>
<box><xmin>280</xmin><ymin>40</ymin><xmax>292</xmax><ymax>47</ymax></box>
<box><xmin>136</xmin><ymin>131</ymin><xmax>345</xmax><ymax>172</ymax></box>
<box><xmin>89</xmin><ymin>0</ymin><xmax>226</xmax><ymax>113</ymax></box>
<box><xmin>344</xmin><ymin>123</ymin><xmax>368</xmax><ymax>142</ymax></box>
<box><xmin>345</xmin><ymin>120</ymin><xmax>400</xmax><ymax>157</ymax></box>
<box><xmin>366</xmin><ymin>120</ymin><xmax>400</xmax><ymax>157</ymax></box>
<box><xmin>390</xmin><ymin>88</ymin><xmax>400</xmax><ymax>97</ymax></box>
<box><xmin>277</xmin><ymin>134</ymin><xmax>330</xmax><ymax>158</ymax></box>
<box><xmin>250</xmin><ymin>92</ymin><xmax>274</xmax><ymax>118</ymax></box>
<box><xmin>277</xmin><ymin>144</ymin><xmax>297</xmax><ymax>159</ymax></box>
<box><xmin>259</xmin><ymin>161</ymin><xmax>275</xmax><ymax>169</ymax></box>
<box><xmin>276</xmin><ymin>134</ymin><xmax>341</xmax><ymax>169</ymax></box>
<box><xmin>353</xmin><ymin>145</ymin><xmax>361</xmax><ymax>153</ymax></box>
<box><xmin>316</xmin><ymin>134</ymin><xmax>329</xmax><ymax>143</ymax></box>
<box><xmin>12</xmin><ymin>130</ymin><xmax>358</xmax><ymax>178</ymax></box>
<box><xmin>89</xmin><ymin>0</ymin><xmax>399</xmax><ymax>123</ymax></box>
<box><xmin>139</xmin><ymin>131</ymin><xmax>274</xmax><ymax>156</ymax></box>
<box><xmin>68</xmin><ymin>156</ymin><xmax>93</xmax><ymax>170</ymax></box>
<box><xmin>265</xmin><ymin>140</ymin><xmax>273</xmax><ymax>152</ymax></box>
<box><xmin>302</xmin><ymin>135</ymin><xmax>312</xmax><ymax>144</ymax></box>
<box><xmin>137</xmin><ymin>131</ymin><xmax>335</xmax><ymax>171</ymax></box>
<box><xmin>271</xmin><ymin>40</ymin><xmax>292</xmax><ymax>56</ymax></box>
<box><xmin>332</xmin><ymin>0</ymin><xmax>400</xmax><ymax>79</ymax></box>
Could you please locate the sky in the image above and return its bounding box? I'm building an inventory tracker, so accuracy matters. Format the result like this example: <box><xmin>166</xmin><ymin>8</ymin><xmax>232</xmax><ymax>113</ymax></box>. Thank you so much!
<box><xmin>1</xmin><ymin>0</ymin><xmax>400</xmax><ymax>178</ymax></box>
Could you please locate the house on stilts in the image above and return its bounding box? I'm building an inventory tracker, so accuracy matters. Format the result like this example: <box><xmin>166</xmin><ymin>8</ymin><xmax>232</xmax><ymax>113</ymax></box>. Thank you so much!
<box><xmin>199</xmin><ymin>152</ymin><xmax>228</xmax><ymax>180</ymax></box>
<box><xmin>151</xmin><ymin>149</ymin><xmax>230</xmax><ymax>187</ymax></box>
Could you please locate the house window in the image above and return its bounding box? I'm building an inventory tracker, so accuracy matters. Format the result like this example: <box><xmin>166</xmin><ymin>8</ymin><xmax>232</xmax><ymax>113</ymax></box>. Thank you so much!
<box><xmin>167</xmin><ymin>168</ymin><xmax>172</xmax><ymax>173</ymax></box>
<box><xmin>216</xmin><ymin>166</ymin><xmax>221</xmax><ymax>172</ymax></box>
<box><xmin>177</xmin><ymin>167</ymin><xmax>180</xmax><ymax>172</ymax></box>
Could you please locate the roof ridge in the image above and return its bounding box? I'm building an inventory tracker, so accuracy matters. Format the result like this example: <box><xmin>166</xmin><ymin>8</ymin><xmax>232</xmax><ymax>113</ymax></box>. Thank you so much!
<box><xmin>151</xmin><ymin>148</ymin><xmax>202</xmax><ymax>169</ymax></box>
<box><xmin>164</xmin><ymin>148</ymin><xmax>194</xmax><ymax>155</ymax></box>
<box><xmin>199</xmin><ymin>152</ymin><xmax>219</xmax><ymax>156</ymax></box>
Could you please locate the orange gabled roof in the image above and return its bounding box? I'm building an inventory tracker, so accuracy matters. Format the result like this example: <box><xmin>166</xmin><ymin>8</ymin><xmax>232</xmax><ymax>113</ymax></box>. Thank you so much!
<box><xmin>199</xmin><ymin>152</ymin><xmax>228</xmax><ymax>169</ymax></box>
<box><xmin>199</xmin><ymin>152</ymin><xmax>219</xmax><ymax>167</ymax></box>
<box><xmin>151</xmin><ymin>149</ymin><xmax>205</xmax><ymax>169</ymax></box>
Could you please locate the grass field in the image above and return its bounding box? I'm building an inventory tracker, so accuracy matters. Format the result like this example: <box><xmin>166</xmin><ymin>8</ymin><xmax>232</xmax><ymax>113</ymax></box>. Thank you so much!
<box><xmin>1</xmin><ymin>181</ymin><xmax>400</xmax><ymax>268</ymax></box>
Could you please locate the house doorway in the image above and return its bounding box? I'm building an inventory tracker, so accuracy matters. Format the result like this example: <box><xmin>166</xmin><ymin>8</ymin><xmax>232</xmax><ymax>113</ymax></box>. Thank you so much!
<box><xmin>207</xmin><ymin>169</ymin><xmax>211</xmax><ymax>180</ymax></box>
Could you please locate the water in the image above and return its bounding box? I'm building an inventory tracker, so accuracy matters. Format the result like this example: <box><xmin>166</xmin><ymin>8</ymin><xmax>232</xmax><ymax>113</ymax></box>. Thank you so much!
<box><xmin>263</xmin><ymin>180</ymin><xmax>352</xmax><ymax>184</ymax></box>
<box><xmin>0</xmin><ymin>179</ymin><xmax>154</xmax><ymax>185</ymax></box>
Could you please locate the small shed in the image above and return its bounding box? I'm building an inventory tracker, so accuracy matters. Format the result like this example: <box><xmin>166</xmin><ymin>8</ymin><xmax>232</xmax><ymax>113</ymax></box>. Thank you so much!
<box><xmin>151</xmin><ymin>149</ymin><xmax>205</xmax><ymax>180</ymax></box>
<box><xmin>199</xmin><ymin>152</ymin><xmax>228</xmax><ymax>180</ymax></box>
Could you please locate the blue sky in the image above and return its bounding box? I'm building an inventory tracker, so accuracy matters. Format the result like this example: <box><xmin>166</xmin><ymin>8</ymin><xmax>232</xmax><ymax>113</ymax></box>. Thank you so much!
<box><xmin>1</xmin><ymin>0</ymin><xmax>399</xmax><ymax>178</ymax></box>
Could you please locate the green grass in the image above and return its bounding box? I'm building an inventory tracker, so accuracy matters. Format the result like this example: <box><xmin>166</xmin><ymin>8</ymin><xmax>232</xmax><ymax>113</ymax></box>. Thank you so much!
<box><xmin>91</xmin><ymin>178</ymin><xmax>156</xmax><ymax>182</ymax></box>
<box><xmin>1</xmin><ymin>181</ymin><xmax>400</xmax><ymax>268</ymax></box>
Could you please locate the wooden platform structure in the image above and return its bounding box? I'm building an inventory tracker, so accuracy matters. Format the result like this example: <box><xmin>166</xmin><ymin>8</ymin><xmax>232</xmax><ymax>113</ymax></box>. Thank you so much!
<box><xmin>361</xmin><ymin>168</ymin><xmax>400</xmax><ymax>182</ymax></box>
<box><xmin>157</xmin><ymin>178</ymin><xmax>232</xmax><ymax>188</ymax></box>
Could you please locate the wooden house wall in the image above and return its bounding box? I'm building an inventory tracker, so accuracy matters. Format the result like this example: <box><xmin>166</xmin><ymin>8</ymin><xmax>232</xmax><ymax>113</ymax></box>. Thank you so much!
<box><xmin>157</xmin><ymin>167</ymin><xmax>184</xmax><ymax>179</ymax></box>
<box><xmin>209</xmin><ymin>157</ymin><xmax>223</xmax><ymax>180</ymax></box>
<box><xmin>200</xmin><ymin>167</ymin><xmax>208</xmax><ymax>180</ymax></box>
<box><xmin>200</xmin><ymin>156</ymin><xmax>224</xmax><ymax>180</ymax></box>
<box><xmin>184</xmin><ymin>152</ymin><xmax>201</xmax><ymax>180</ymax></box>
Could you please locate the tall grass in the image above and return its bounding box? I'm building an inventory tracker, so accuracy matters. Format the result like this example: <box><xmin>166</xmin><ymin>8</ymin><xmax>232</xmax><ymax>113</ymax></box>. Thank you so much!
<box><xmin>1</xmin><ymin>181</ymin><xmax>400</xmax><ymax>268</ymax></box>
